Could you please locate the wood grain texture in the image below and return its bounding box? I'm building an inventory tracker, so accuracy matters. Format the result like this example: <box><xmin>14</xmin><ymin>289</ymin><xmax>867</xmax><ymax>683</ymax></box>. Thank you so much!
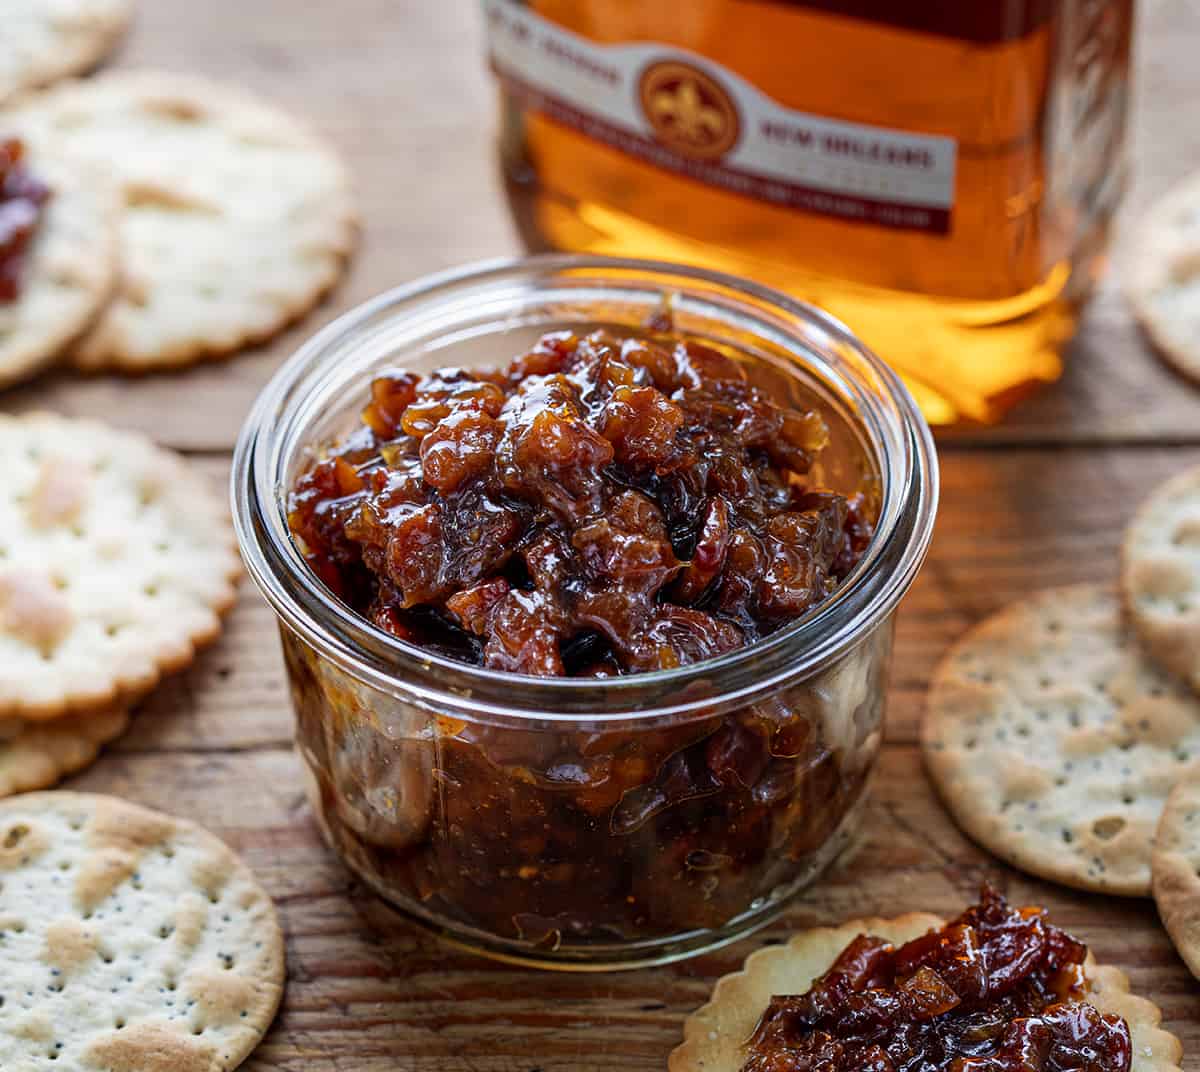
<box><xmin>1</xmin><ymin>0</ymin><xmax>1198</xmax><ymax>1069</ymax></box>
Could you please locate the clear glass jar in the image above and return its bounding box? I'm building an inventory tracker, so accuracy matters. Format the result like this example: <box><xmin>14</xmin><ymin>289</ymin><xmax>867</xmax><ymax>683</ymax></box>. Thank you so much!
<box><xmin>232</xmin><ymin>255</ymin><xmax>938</xmax><ymax>970</ymax></box>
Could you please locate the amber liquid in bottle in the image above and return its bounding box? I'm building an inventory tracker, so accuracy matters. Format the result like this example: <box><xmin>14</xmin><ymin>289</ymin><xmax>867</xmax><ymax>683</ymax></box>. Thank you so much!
<box><xmin>493</xmin><ymin>0</ymin><xmax>1135</xmax><ymax>423</ymax></box>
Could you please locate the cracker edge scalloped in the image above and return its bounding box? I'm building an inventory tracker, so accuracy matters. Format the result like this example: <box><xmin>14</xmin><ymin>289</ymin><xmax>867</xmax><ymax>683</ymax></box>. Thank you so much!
<box><xmin>21</xmin><ymin>70</ymin><xmax>363</xmax><ymax>373</ymax></box>
<box><xmin>668</xmin><ymin>913</ymin><xmax>1182</xmax><ymax>1072</ymax></box>
<box><xmin>1125</xmin><ymin>174</ymin><xmax>1200</xmax><ymax>386</ymax></box>
<box><xmin>1119</xmin><ymin>465</ymin><xmax>1200</xmax><ymax>697</ymax></box>
<box><xmin>669</xmin><ymin>915</ymin><xmax>941</xmax><ymax>1072</ymax></box>
<box><xmin>0</xmin><ymin>412</ymin><xmax>243</xmax><ymax>720</ymax></box>
<box><xmin>1151</xmin><ymin>778</ymin><xmax>1200</xmax><ymax>981</ymax></box>
<box><xmin>71</xmin><ymin>187</ymin><xmax>359</xmax><ymax>372</ymax></box>
<box><xmin>920</xmin><ymin>583</ymin><xmax>1152</xmax><ymax>898</ymax></box>
<box><xmin>0</xmin><ymin>705</ymin><xmax>129</xmax><ymax>797</ymax></box>
<box><xmin>1088</xmin><ymin>960</ymin><xmax>1185</xmax><ymax>1070</ymax></box>
<box><xmin>1152</xmin><ymin>847</ymin><xmax>1200</xmax><ymax>982</ymax></box>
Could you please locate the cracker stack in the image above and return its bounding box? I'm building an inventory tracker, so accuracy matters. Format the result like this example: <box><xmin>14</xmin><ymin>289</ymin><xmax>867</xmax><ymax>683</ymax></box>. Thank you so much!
<box><xmin>6</xmin><ymin>70</ymin><xmax>357</xmax><ymax>375</ymax></box>
<box><xmin>0</xmin><ymin>412</ymin><xmax>241</xmax><ymax>794</ymax></box>
<box><xmin>923</xmin><ymin>464</ymin><xmax>1200</xmax><ymax>978</ymax></box>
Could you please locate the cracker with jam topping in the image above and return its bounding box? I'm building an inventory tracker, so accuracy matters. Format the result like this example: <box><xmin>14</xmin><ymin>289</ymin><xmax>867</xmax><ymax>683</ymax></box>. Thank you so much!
<box><xmin>6</xmin><ymin>70</ymin><xmax>357</xmax><ymax>372</ymax></box>
<box><xmin>0</xmin><ymin>138</ymin><xmax>119</xmax><ymax>389</ymax></box>
<box><xmin>0</xmin><ymin>412</ymin><xmax>240</xmax><ymax>717</ymax></box>
<box><xmin>670</xmin><ymin>887</ymin><xmax>1182</xmax><ymax>1072</ymax></box>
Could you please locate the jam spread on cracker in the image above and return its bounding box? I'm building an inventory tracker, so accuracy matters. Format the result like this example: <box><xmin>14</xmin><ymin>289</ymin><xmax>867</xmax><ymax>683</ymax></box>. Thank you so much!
<box><xmin>0</xmin><ymin>138</ymin><xmax>50</xmax><ymax>303</ymax></box>
<box><xmin>743</xmin><ymin>885</ymin><xmax>1132</xmax><ymax>1072</ymax></box>
<box><xmin>288</xmin><ymin>326</ymin><xmax>872</xmax><ymax>675</ymax></box>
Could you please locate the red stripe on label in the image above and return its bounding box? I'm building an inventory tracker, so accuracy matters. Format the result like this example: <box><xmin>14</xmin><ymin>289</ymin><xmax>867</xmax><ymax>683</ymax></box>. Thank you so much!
<box><xmin>498</xmin><ymin>69</ymin><xmax>952</xmax><ymax>236</ymax></box>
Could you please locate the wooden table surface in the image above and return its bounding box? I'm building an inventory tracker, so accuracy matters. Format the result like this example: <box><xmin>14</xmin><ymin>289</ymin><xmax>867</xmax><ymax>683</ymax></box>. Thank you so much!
<box><xmin>9</xmin><ymin>2</ymin><xmax>1200</xmax><ymax>1068</ymax></box>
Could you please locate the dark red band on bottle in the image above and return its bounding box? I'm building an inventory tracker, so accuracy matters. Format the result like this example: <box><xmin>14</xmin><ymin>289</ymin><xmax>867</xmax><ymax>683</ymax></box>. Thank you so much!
<box><xmin>750</xmin><ymin>0</ymin><xmax>1057</xmax><ymax>43</ymax></box>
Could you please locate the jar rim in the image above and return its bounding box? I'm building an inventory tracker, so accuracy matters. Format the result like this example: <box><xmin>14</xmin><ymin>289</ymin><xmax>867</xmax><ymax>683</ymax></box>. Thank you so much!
<box><xmin>232</xmin><ymin>253</ymin><xmax>938</xmax><ymax>724</ymax></box>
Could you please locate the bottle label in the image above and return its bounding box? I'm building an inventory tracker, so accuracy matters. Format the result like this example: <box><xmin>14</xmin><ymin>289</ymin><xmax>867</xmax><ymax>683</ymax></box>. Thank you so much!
<box><xmin>485</xmin><ymin>0</ymin><xmax>958</xmax><ymax>234</ymax></box>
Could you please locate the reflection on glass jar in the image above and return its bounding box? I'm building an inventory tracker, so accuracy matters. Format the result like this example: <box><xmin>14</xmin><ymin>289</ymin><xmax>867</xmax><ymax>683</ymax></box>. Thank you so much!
<box><xmin>286</xmin><ymin>621</ymin><xmax>890</xmax><ymax>948</ymax></box>
<box><xmin>233</xmin><ymin>256</ymin><xmax>938</xmax><ymax>969</ymax></box>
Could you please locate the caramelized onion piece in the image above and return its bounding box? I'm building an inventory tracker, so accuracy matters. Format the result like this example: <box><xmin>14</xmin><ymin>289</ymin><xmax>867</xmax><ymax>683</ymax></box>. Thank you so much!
<box><xmin>741</xmin><ymin>886</ymin><xmax>1132</xmax><ymax>1072</ymax></box>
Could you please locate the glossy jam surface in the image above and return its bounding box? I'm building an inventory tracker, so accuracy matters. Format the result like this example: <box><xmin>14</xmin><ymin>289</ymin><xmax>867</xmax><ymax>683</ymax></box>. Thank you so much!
<box><xmin>0</xmin><ymin>138</ymin><xmax>50</xmax><ymax>303</ymax></box>
<box><xmin>288</xmin><ymin>325</ymin><xmax>872</xmax><ymax>676</ymax></box>
<box><xmin>743</xmin><ymin>886</ymin><xmax>1132</xmax><ymax>1072</ymax></box>
<box><xmin>283</xmin><ymin>324</ymin><xmax>888</xmax><ymax>955</ymax></box>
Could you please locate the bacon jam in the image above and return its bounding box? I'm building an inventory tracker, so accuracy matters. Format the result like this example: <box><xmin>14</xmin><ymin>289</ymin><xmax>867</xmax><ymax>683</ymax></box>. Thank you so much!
<box><xmin>282</xmin><ymin>324</ymin><xmax>886</xmax><ymax>948</ymax></box>
<box><xmin>0</xmin><ymin>138</ymin><xmax>51</xmax><ymax>303</ymax></box>
<box><xmin>743</xmin><ymin>886</ymin><xmax>1132</xmax><ymax>1072</ymax></box>
<box><xmin>288</xmin><ymin>326</ymin><xmax>872</xmax><ymax>675</ymax></box>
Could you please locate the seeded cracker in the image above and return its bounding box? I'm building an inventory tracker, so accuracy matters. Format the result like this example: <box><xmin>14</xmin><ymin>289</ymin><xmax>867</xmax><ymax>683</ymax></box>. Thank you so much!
<box><xmin>0</xmin><ymin>148</ymin><xmax>119</xmax><ymax>390</ymax></box>
<box><xmin>1122</xmin><ymin>465</ymin><xmax>1200</xmax><ymax>695</ymax></box>
<box><xmin>922</xmin><ymin>584</ymin><xmax>1200</xmax><ymax>896</ymax></box>
<box><xmin>1152</xmin><ymin>776</ymin><xmax>1200</xmax><ymax>980</ymax></box>
<box><xmin>0</xmin><ymin>792</ymin><xmax>284</xmax><ymax>1071</ymax></box>
<box><xmin>0</xmin><ymin>0</ymin><xmax>132</xmax><ymax>104</ymax></box>
<box><xmin>7</xmin><ymin>70</ymin><xmax>357</xmax><ymax>372</ymax></box>
<box><xmin>0</xmin><ymin>707</ymin><xmax>128</xmax><ymax>798</ymax></box>
<box><xmin>0</xmin><ymin>413</ymin><xmax>241</xmax><ymax>718</ymax></box>
<box><xmin>1127</xmin><ymin>171</ymin><xmax>1200</xmax><ymax>385</ymax></box>
<box><xmin>668</xmin><ymin>913</ymin><xmax>1182</xmax><ymax>1072</ymax></box>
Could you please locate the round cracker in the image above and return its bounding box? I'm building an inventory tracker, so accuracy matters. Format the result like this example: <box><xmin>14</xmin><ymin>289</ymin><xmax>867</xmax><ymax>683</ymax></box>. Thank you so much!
<box><xmin>922</xmin><ymin>584</ymin><xmax>1200</xmax><ymax>897</ymax></box>
<box><xmin>0</xmin><ymin>792</ymin><xmax>284</xmax><ymax>1071</ymax></box>
<box><xmin>1152</xmin><ymin>776</ymin><xmax>1200</xmax><ymax>980</ymax></box>
<box><xmin>0</xmin><ymin>146</ymin><xmax>120</xmax><ymax>389</ymax></box>
<box><xmin>1122</xmin><ymin>465</ymin><xmax>1200</xmax><ymax>695</ymax></box>
<box><xmin>1127</xmin><ymin>172</ymin><xmax>1200</xmax><ymax>385</ymax></box>
<box><xmin>0</xmin><ymin>412</ymin><xmax>241</xmax><ymax>718</ymax></box>
<box><xmin>7</xmin><ymin>70</ymin><xmax>358</xmax><ymax>372</ymax></box>
<box><xmin>0</xmin><ymin>0</ymin><xmax>132</xmax><ymax>104</ymax></box>
<box><xmin>668</xmin><ymin>910</ymin><xmax>1182</xmax><ymax>1072</ymax></box>
<box><xmin>0</xmin><ymin>706</ymin><xmax>128</xmax><ymax>798</ymax></box>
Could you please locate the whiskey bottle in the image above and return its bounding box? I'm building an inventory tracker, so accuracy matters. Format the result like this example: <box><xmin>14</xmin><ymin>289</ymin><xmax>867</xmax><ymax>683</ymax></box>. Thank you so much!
<box><xmin>487</xmin><ymin>0</ymin><xmax>1135</xmax><ymax>423</ymax></box>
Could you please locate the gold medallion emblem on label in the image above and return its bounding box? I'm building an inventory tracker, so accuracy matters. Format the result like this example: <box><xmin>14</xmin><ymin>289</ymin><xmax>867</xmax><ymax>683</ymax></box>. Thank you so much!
<box><xmin>638</xmin><ymin>60</ymin><xmax>740</xmax><ymax>161</ymax></box>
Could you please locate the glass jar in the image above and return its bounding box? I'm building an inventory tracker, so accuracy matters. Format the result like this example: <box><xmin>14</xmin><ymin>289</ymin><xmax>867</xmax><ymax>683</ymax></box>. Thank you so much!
<box><xmin>232</xmin><ymin>255</ymin><xmax>938</xmax><ymax>970</ymax></box>
<box><xmin>487</xmin><ymin>0</ymin><xmax>1135</xmax><ymax>425</ymax></box>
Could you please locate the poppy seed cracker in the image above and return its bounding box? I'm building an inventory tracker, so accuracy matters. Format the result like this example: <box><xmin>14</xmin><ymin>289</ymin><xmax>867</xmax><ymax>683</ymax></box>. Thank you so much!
<box><xmin>922</xmin><ymin>584</ymin><xmax>1200</xmax><ymax>896</ymax></box>
<box><xmin>0</xmin><ymin>792</ymin><xmax>284</xmax><ymax>1071</ymax></box>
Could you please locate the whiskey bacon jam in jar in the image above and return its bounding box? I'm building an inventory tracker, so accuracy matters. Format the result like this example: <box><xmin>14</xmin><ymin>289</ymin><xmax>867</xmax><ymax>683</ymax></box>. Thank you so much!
<box><xmin>233</xmin><ymin>256</ymin><xmax>938</xmax><ymax>968</ymax></box>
